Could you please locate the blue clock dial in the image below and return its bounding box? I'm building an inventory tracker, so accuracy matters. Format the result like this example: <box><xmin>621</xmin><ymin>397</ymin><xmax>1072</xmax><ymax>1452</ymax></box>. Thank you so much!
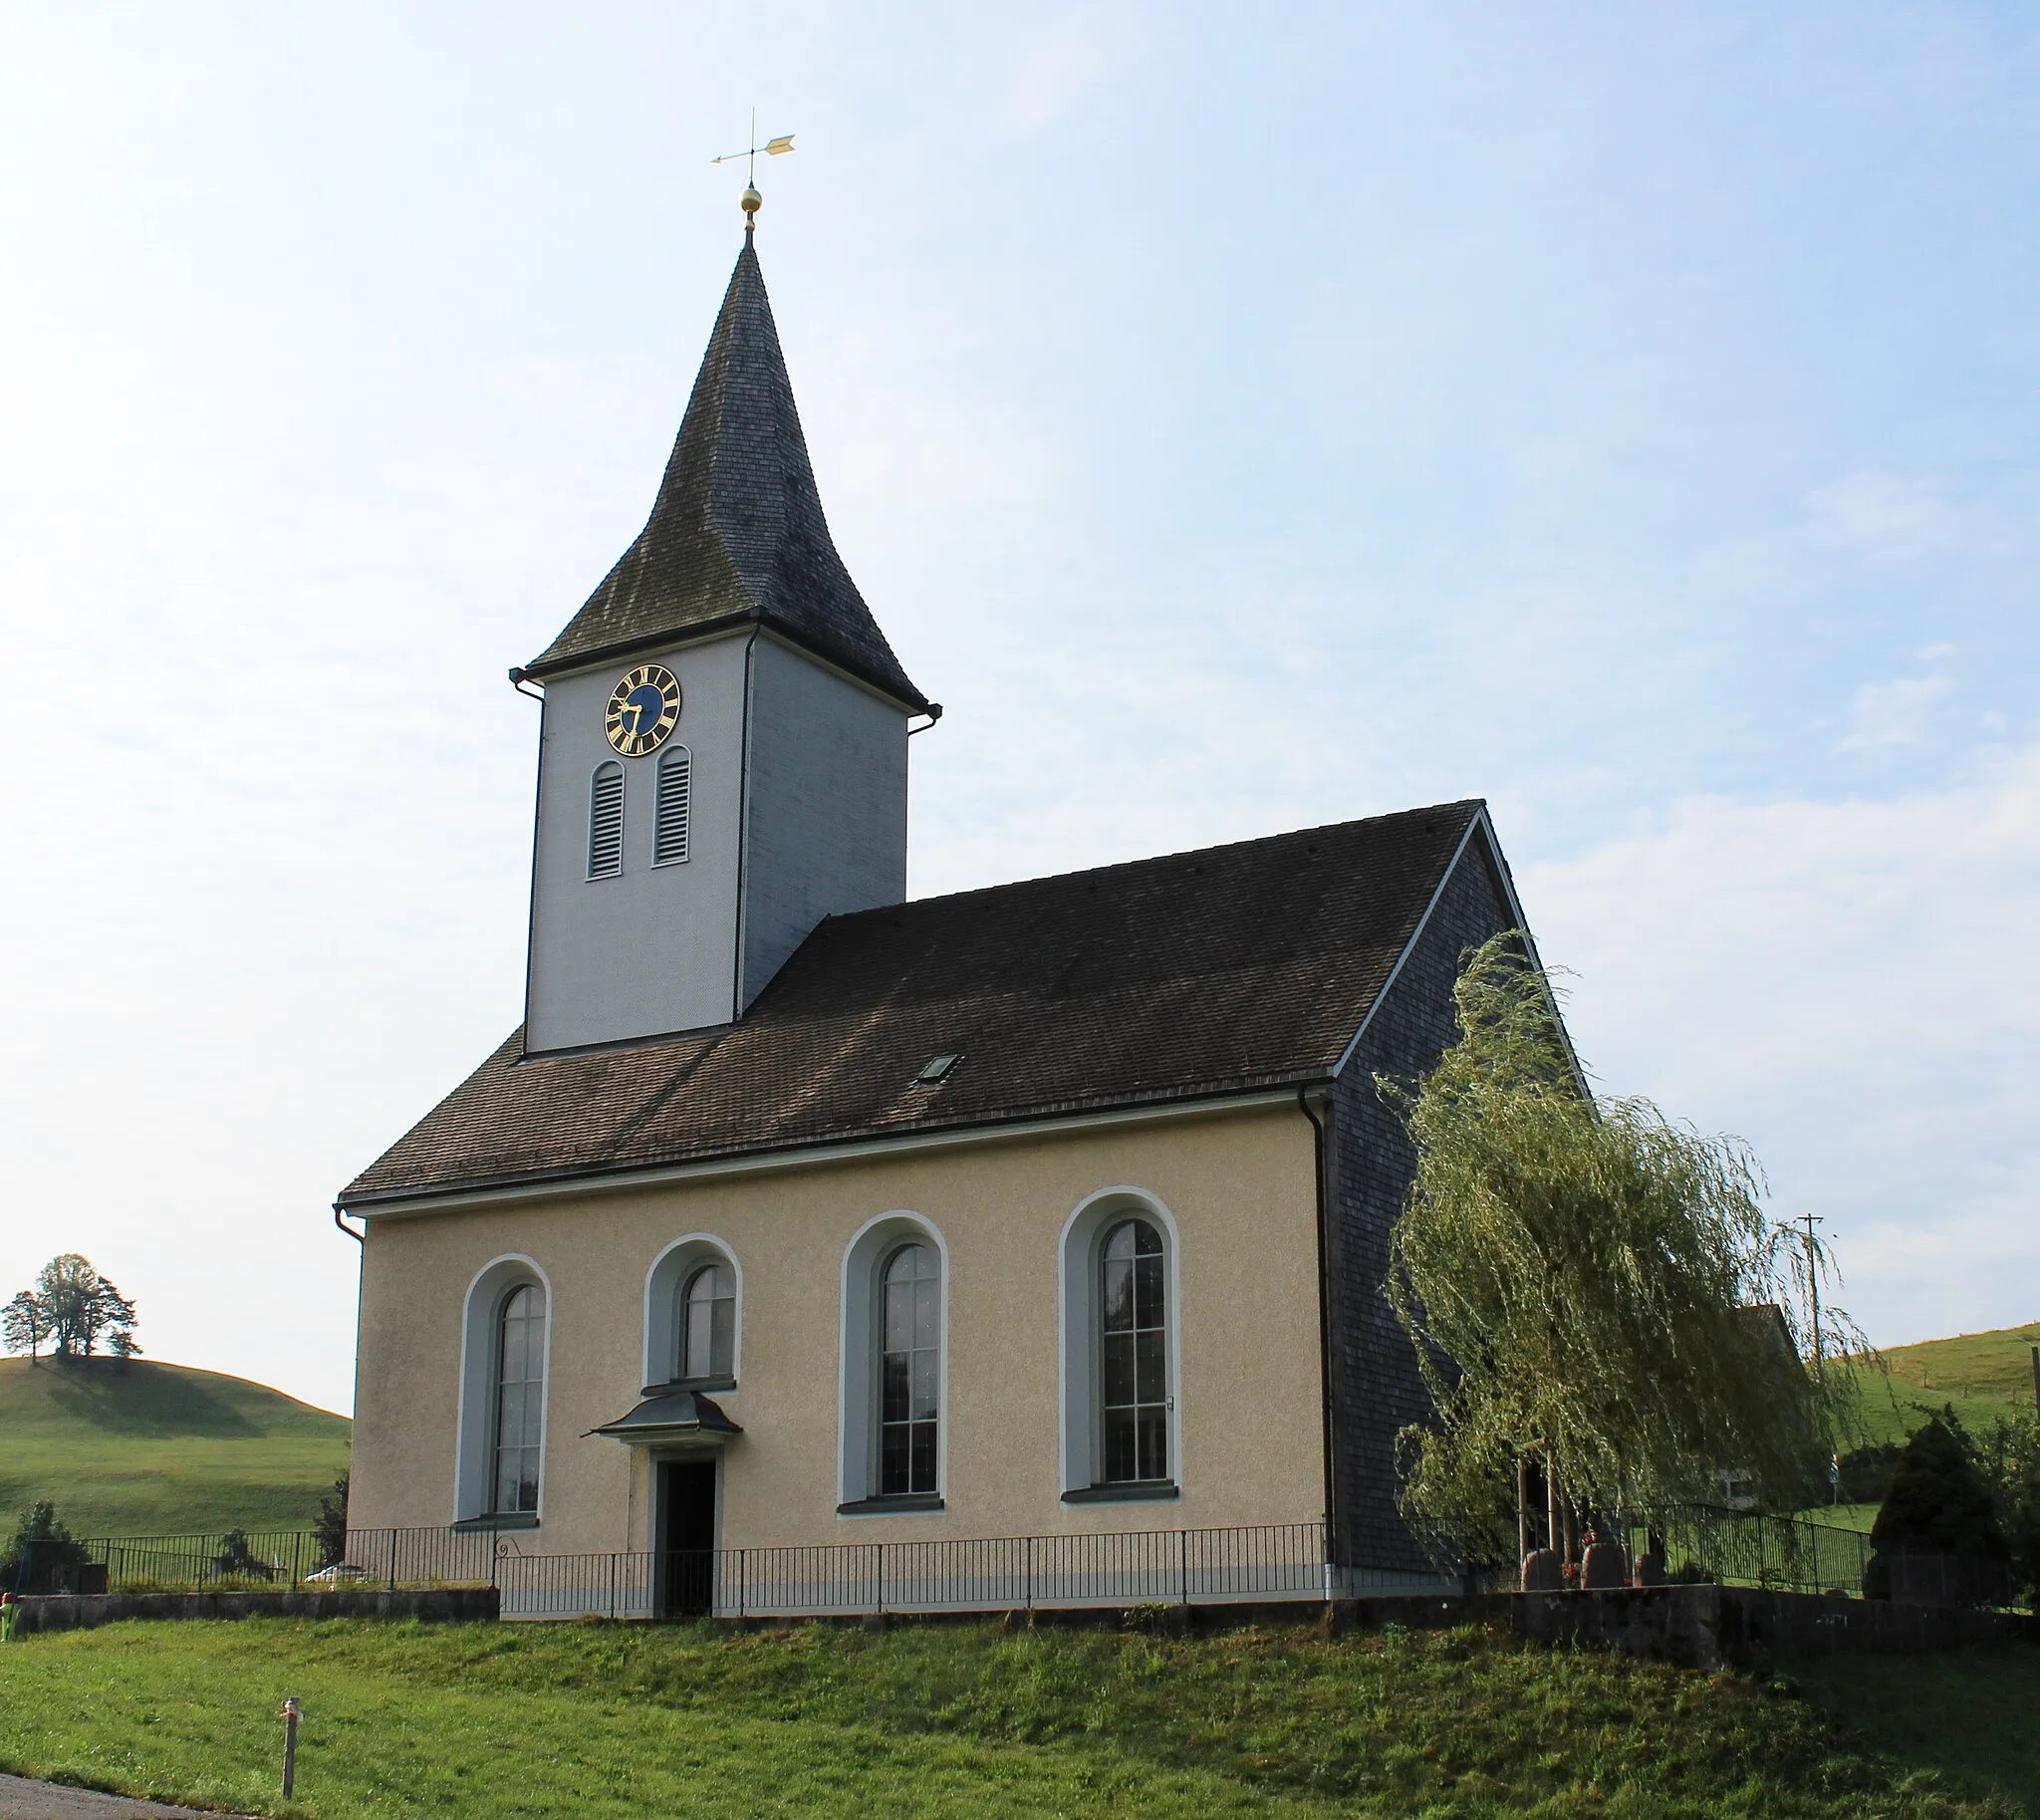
<box><xmin>605</xmin><ymin>664</ymin><xmax>682</xmax><ymax>757</ymax></box>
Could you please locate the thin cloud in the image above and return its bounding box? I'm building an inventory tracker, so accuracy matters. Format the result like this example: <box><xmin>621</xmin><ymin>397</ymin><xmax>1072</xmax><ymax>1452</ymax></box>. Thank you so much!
<box><xmin>1838</xmin><ymin>674</ymin><xmax>1952</xmax><ymax>751</ymax></box>
<box><xmin>1522</xmin><ymin>749</ymin><xmax>2040</xmax><ymax>1346</ymax></box>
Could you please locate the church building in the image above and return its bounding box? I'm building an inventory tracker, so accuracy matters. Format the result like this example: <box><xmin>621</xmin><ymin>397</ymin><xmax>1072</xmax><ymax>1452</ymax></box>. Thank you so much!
<box><xmin>338</xmin><ymin>203</ymin><xmax>1553</xmax><ymax>1615</ymax></box>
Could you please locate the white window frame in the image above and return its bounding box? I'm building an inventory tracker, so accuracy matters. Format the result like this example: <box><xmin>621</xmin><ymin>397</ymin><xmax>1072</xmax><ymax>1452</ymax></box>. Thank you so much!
<box><xmin>837</xmin><ymin>1211</ymin><xmax>948</xmax><ymax>1513</ymax></box>
<box><xmin>454</xmin><ymin>1254</ymin><xmax>553</xmax><ymax>1525</ymax></box>
<box><xmin>641</xmin><ymin>1234</ymin><xmax>743</xmax><ymax>1393</ymax></box>
<box><xmin>1057</xmin><ymin>1188</ymin><xmax>1183</xmax><ymax>1499</ymax></box>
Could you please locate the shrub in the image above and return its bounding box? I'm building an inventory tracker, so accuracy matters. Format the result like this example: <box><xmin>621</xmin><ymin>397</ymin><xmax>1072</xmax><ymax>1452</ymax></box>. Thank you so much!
<box><xmin>314</xmin><ymin>1474</ymin><xmax>350</xmax><ymax>1570</ymax></box>
<box><xmin>1836</xmin><ymin>1441</ymin><xmax>1905</xmax><ymax>1503</ymax></box>
<box><xmin>0</xmin><ymin>1502</ymin><xmax>96</xmax><ymax>1595</ymax></box>
<box><xmin>1864</xmin><ymin>1419</ymin><xmax>2008</xmax><ymax>1601</ymax></box>
<box><xmin>209</xmin><ymin>1529</ymin><xmax>275</xmax><ymax>1582</ymax></box>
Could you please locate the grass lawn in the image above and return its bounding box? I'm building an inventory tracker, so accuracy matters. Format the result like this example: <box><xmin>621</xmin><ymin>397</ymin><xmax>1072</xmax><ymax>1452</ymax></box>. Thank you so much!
<box><xmin>1843</xmin><ymin>1322</ymin><xmax>2040</xmax><ymax>1447</ymax></box>
<box><xmin>1</xmin><ymin>1617</ymin><xmax>2035</xmax><ymax>1818</ymax></box>
<box><xmin>0</xmin><ymin>1359</ymin><xmax>350</xmax><ymax>1538</ymax></box>
<box><xmin>1882</xmin><ymin>1325</ymin><xmax>2040</xmax><ymax>1411</ymax></box>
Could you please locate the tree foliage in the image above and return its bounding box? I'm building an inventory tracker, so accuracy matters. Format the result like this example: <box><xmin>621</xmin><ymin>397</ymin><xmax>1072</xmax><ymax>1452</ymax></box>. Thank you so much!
<box><xmin>1869</xmin><ymin>1418</ymin><xmax>2007</xmax><ymax>1561</ymax></box>
<box><xmin>315</xmin><ymin>1474</ymin><xmax>351</xmax><ymax>1570</ymax></box>
<box><xmin>1</xmin><ymin>1255</ymin><xmax>138</xmax><ymax>1363</ymax></box>
<box><xmin>0</xmin><ymin>1292</ymin><xmax>43</xmax><ymax>1361</ymax></box>
<box><xmin>1975</xmin><ymin>1416</ymin><xmax>2040</xmax><ymax>1606</ymax></box>
<box><xmin>1382</xmin><ymin>933</ymin><xmax>1864</xmax><ymax>1561</ymax></box>
<box><xmin>1920</xmin><ymin>1407</ymin><xmax>2040</xmax><ymax>1608</ymax></box>
<box><xmin>1</xmin><ymin>1502</ymin><xmax>94</xmax><ymax>1594</ymax></box>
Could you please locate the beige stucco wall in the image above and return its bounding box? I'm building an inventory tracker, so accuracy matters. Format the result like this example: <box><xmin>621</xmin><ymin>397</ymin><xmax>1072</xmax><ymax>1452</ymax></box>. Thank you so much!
<box><xmin>348</xmin><ymin>1102</ymin><xmax>1324</xmax><ymax>1556</ymax></box>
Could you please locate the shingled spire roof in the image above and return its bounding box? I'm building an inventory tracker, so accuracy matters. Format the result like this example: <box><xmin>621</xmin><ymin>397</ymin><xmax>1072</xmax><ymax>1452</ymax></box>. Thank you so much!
<box><xmin>525</xmin><ymin>239</ymin><xmax>926</xmax><ymax>709</ymax></box>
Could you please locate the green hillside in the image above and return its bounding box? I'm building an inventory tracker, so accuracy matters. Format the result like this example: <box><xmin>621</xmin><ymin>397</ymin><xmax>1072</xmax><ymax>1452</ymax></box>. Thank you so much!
<box><xmin>1845</xmin><ymin>1320</ymin><xmax>2040</xmax><ymax>1445</ymax></box>
<box><xmin>0</xmin><ymin>1357</ymin><xmax>350</xmax><ymax>1539</ymax></box>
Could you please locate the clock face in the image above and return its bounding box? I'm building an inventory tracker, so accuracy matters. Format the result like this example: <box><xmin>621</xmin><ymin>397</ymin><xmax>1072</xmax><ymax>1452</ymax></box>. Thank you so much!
<box><xmin>604</xmin><ymin>664</ymin><xmax>682</xmax><ymax>757</ymax></box>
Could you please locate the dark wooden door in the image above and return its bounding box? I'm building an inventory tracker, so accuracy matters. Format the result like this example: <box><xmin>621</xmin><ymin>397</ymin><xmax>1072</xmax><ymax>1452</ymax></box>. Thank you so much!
<box><xmin>658</xmin><ymin>1457</ymin><xmax>718</xmax><ymax>1617</ymax></box>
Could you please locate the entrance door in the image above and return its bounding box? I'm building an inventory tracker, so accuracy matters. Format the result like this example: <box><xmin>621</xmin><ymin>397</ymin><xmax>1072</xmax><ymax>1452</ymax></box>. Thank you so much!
<box><xmin>657</xmin><ymin>1457</ymin><xmax>718</xmax><ymax>1618</ymax></box>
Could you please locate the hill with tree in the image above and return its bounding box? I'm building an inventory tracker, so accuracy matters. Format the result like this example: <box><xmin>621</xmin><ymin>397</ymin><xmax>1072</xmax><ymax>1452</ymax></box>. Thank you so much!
<box><xmin>0</xmin><ymin>1357</ymin><xmax>350</xmax><ymax>1538</ymax></box>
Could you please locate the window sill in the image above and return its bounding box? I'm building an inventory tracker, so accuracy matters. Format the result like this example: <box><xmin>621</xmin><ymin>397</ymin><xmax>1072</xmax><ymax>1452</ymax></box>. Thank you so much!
<box><xmin>836</xmin><ymin>1494</ymin><xmax>945</xmax><ymax>1516</ymax></box>
<box><xmin>640</xmin><ymin>1376</ymin><xmax>736</xmax><ymax>1397</ymax></box>
<box><xmin>1061</xmin><ymin>1481</ymin><xmax>1179</xmax><ymax>1504</ymax></box>
<box><xmin>451</xmin><ymin>1511</ymin><xmax>541</xmax><ymax>1533</ymax></box>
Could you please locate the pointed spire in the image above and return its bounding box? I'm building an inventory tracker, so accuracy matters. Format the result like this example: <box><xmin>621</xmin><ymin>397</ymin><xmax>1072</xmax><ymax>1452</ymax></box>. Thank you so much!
<box><xmin>526</xmin><ymin>242</ymin><xmax>926</xmax><ymax>710</ymax></box>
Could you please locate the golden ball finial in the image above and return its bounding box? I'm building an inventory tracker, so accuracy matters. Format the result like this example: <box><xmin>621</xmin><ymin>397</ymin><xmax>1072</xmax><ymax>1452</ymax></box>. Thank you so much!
<box><xmin>741</xmin><ymin>184</ymin><xmax>762</xmax><ymax>222</ymax></box>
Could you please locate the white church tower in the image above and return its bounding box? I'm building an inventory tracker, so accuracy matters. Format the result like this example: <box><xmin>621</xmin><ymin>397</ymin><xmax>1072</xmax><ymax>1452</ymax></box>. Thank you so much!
<box><xmin>515</xmin><ymin>218</ymin><xmax>933</xmax><ymax>1053</ymax></box>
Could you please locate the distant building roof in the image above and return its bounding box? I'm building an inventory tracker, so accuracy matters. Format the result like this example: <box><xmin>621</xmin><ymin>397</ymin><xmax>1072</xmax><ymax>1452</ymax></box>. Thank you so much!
<box><xmin>342</xmin><ymin>800</ymin><xmax>1499</xmax><ymax>1206</ymax></box>
<box><xmin>523</xmin><ymin>239</ymin><xmax>926</xmax><ymax>710</ymax></box>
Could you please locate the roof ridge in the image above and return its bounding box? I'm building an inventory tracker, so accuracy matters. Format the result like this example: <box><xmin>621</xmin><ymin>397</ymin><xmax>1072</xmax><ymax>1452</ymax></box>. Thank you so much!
<box><xmin>852</xmin><ymin>799</ymin><xmax>1488</xmax><ymax>920</ymax></box>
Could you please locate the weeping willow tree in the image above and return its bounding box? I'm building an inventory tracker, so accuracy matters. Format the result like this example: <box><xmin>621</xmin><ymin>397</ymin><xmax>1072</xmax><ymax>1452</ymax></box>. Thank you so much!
<box><xmin>1382</xmin><ymin>932</ymin><xmax>1866</xmax><ymax>1564</ymax></box>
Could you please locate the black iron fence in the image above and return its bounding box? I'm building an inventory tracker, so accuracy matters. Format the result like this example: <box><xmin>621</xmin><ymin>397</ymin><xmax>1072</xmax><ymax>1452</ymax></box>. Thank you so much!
<box><xmin>76</xmin><ymin>1521</ymin><xmax>1444</xmax><ymax>1615</ymax></box>
<box><xmin>1623</xmin><ymin>1506</ymin><xmax>1873</xmax><ymax>1596</ymax></box>
<box><xmin>75</xmin><ymin>1509</ymin><xmax>2003</xmax><ymax>1617</ymax></box>
<box><xmin>80</xmin><ymin>1526</ymin><xmax>499</xmax><ymax>1594</ymax></box>
<box><xmin>491</xmin><ymin>1523</ymin><xmax>1357</xmax><ymax>1620</ymax></box>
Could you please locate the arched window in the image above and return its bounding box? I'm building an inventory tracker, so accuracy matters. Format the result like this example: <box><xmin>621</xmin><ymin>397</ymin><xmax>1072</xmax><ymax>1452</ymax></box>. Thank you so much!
<box><xmin>492</xmin><ymin>1282</ymin><xmax>547</xmax><ymax>1515</ymax></box>
<box><xmin>653</xmin><ymin>745</ymin><xmax>691</xmax><ymax>866</ymax></box>
<box><xmin>837</xmin><ymin>1214</ymin><xmax>946</xmax><ymax>1513</ymax></box>
<box><xmin>1100</xmin><ymin>1218</ymin><xmax>1168</xmax><ymax>1483</ymax></box>
<box><xmin>641</xmin><ymin>1237</ymin><xmax>741</xmax><ymax>1393</ymax></box>
<box><xmin>879</xmin><ymin>1242</ymin><xmax>939</xmax><ymax>1496</ymax></box>
<box><xmin>588</xmin><ymin>762</ymin><xmax>625</xmax><ymax>878</ymax></box>
<box><xmin>678</xmin><ymin>1261</ymin><xmax>735</xmax><ymax>1382</ymax></box>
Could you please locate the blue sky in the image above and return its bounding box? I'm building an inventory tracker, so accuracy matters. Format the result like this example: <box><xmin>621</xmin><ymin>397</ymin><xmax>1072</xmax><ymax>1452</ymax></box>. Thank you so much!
<box><xmin>2</xmin><ymin>2</ymin><xmax>2035</xmax><ymax>1414</ymax></box>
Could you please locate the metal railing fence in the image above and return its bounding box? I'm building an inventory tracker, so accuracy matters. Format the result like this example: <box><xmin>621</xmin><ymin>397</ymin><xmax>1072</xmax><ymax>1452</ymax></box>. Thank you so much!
<box><xmin>1623</xmin><ymin>1505</ymin><xmax>1874</xmax><ymax>1596</ymax></box>
<box><xmin>79</xmin><ymin>1525</ymin><xmax>500</xmax><ymax>1593</ymax></box>
<box><xmin>76</xmin><ymin>1520</ymin><xmax>1449</xmax><ymax>1614</ymax></box>
<box><xmin>495</xmin><ymin>1522</ymin><xmax>1352</xmax><ymax>1621</ymax></box>
<box><xmin>74</xmin><ymin>1509</ymin><xmax>1999</xmax><ymax>1616</ymax></box>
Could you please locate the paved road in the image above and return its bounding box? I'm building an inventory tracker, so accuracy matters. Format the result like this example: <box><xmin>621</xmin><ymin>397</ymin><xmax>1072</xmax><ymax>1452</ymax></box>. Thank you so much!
<box><xmin>0</xmin><ymin>1774</ymin><xmax>252</xmax><ymax>1820</ymax></box>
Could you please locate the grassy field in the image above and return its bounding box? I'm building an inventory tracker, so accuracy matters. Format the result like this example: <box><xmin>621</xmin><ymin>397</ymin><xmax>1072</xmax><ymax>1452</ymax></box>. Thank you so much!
<box><xmin>1844</xmin><ymin>1321</ymin><xmax>2040</xmax><ymax>1447</ymax></box>
<box><xmin>0</xmin><ymin>1618</ymin><xmax>2035</xmax><ymax>1819</ymax></box>
<box><xmin>0</xmin><ymin>1358</ymin><xmax>350</xmax><ymax>1538</ymax></box>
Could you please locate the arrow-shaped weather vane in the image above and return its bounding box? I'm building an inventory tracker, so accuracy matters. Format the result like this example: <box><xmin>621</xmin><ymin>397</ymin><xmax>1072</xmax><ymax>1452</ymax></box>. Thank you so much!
<box><xmin>713</xmin><ymin>113</ymin><xmax>795</xmax><ymax>233</ymax></box>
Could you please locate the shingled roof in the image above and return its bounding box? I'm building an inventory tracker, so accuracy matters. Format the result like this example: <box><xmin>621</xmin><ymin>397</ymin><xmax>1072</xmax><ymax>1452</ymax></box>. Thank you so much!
<box><xmin>342</xmin><ymin>801</ymin><xmax>1490</xmax><ymax>1206</ymax></box>
<box><xmin>523</xmin><ymin>238</ymin><xmax>926</xmax><ymax>709</ymax></box>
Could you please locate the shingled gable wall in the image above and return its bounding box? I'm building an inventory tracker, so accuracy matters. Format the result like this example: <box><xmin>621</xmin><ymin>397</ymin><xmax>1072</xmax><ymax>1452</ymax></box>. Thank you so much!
<box><xmin>1323</xmin><ymin>828</ymin><xmax>1519</xmax><ymax>1576</ymax></box>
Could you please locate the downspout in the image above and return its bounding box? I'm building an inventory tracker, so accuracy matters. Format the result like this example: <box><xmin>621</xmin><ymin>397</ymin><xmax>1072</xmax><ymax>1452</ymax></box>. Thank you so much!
<box><xmin>729</xmin><ymin>629</ymin><xmax>761</xmax><ymax>1023</ymax></box>
<box><xmin>333</xmin><ymin>1203</ymin><xmax>368</xmax><ymax>1470</ymax></box>
<box><xmin>1298</xmin><ymin>1085</ymin><xmax>1341</xmax><ymax>1588</ymax></box>
<box><xmin>508</xmin><ymin>668</ymin><xmax>546</xmax><ymax>1051</ymax></box>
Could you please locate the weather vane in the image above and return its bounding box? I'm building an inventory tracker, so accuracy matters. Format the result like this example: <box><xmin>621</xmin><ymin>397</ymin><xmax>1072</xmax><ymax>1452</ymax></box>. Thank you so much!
<box><xmin>712</xmin><ymin>111</ymin><xmax>795</xmax><ymax>234</ymax></box>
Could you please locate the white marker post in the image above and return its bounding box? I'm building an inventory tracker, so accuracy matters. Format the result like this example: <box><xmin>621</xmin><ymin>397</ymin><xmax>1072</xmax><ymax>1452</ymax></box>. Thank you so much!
<box><xmin>280</xmin><ymin>1697</ymin><xmax>302</xmax><ymax>1798</ymax></box>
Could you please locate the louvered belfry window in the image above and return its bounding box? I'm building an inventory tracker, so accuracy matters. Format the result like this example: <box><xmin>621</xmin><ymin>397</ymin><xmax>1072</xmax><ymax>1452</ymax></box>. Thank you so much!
<box><xmin>653</xmin><ymin>746</ymin><xmax>691</xmax><ymax>866</ymax></box>
<box><xmin>588</xmin><ymin>762</ymin><xmax>625</xmax><ymax>878</ymax></box>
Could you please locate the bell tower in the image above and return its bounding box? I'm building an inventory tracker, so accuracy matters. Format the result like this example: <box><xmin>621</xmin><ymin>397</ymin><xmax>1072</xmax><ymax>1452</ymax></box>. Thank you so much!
<box><xmin>518</xmin><ymin>220</ymin><xmax>931</xmax><ymax>1054</ymax></box>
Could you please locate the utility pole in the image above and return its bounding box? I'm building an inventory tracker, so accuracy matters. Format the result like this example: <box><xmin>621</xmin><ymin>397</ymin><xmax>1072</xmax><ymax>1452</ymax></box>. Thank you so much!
<box><xmin>1794</xmin><ymin>1212</ymin><xmax>1825</xmax><ymax>1371</ymax></box>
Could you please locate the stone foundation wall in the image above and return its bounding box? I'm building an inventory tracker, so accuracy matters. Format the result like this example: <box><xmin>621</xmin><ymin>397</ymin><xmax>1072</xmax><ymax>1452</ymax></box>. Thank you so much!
<box><xmin>1335</xmin><ymin>1586</ymin><xmax>2040</xmax><ymax>1668</ymax></box>
<box><xmin>11</xmin><ymin>1586</ymin><xmax>498</xmax><ymax>1636</ymax></box>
